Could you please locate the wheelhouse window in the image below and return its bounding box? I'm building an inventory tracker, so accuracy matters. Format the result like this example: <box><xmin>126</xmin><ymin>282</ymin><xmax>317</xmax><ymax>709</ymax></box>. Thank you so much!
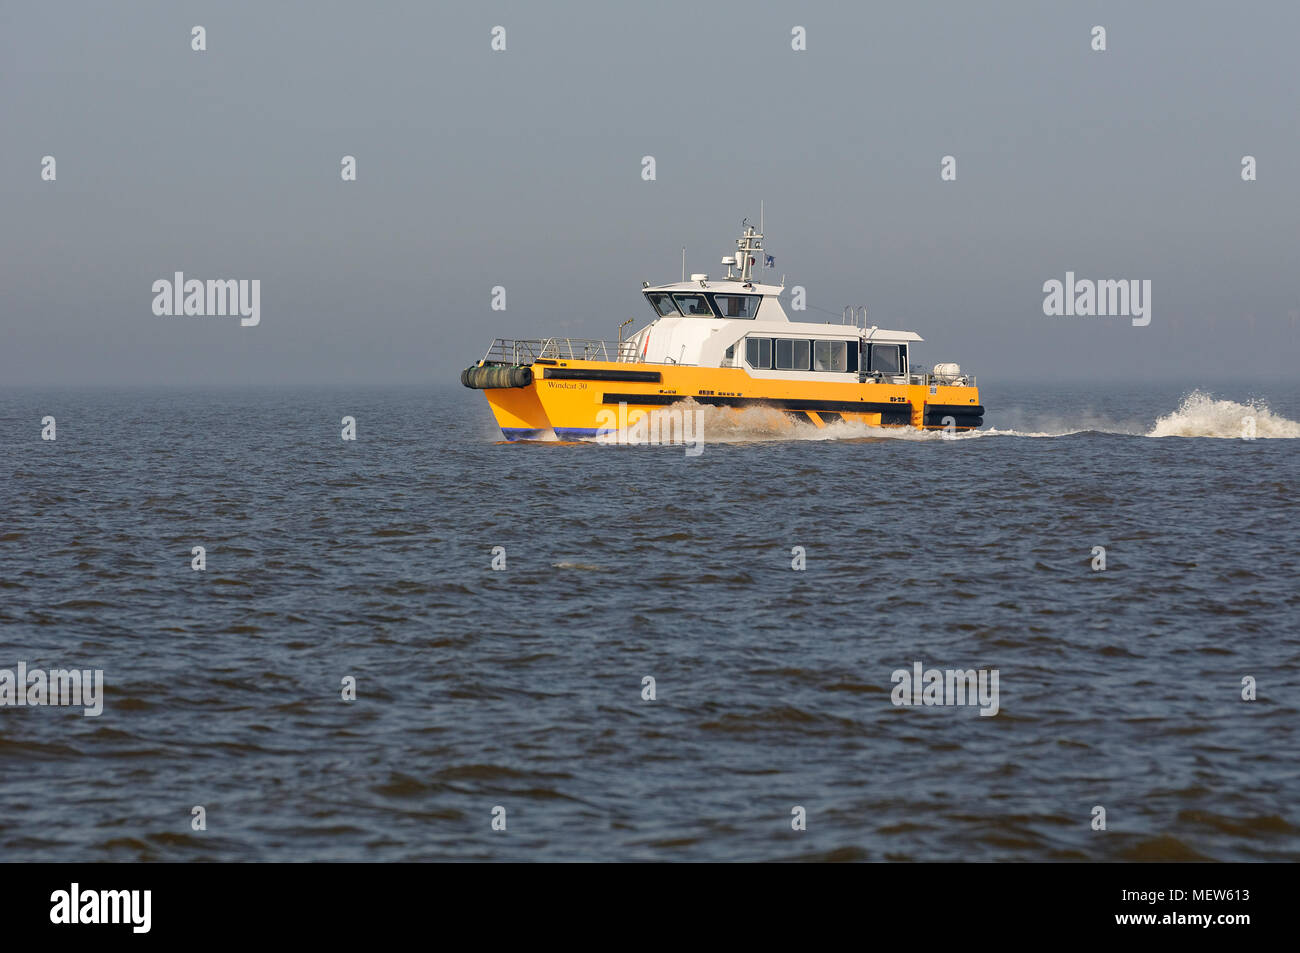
<box><xmin>672</xmin><ymin>293</ymin><xmax>715</xmax><ymax>317</ymax></box>
<box><xmin>870</xmin><ymin>344</ymin><xmax>901</xmax><ymax>375</ymax></box>
<box><xmin>709</xmin><ymin>294</ymin><xmax>761</xmax><ymax>319</ymax></box>
<box><xmin>775</xmin><ymin>338</ymin><xmax>810</xmax><ymax>370</ymax></box>
<box><xmin>745</xmin><ymin>337</ymin><xmax>772</xmax><ymax>369</ymax></box>
<box><xmin>813</xmin><ymin>340</ymin><xmax>848</xmax><ymax>372</ymax></box>
<box><xmin>646</xmin><ymin>292</ymin><xmax>679</xmax><ymax>317</ymax></box>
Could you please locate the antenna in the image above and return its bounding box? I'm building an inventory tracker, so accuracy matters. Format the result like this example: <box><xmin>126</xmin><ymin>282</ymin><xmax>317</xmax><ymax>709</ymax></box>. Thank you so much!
<box><xmin>734</xmin><ymin>217</ymin><xmax>764</xmax><ymax>283</ymax></box>
<box><xmin>681</xmin><ymin>247</ymin><xmax>685</xmax><ymax>283</ymax></box>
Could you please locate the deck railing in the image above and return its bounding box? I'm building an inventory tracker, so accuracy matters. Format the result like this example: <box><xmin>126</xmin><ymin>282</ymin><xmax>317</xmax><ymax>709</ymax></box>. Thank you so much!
<box><xmin>480</xmin><ymin>337</ymin><xmax>640</xmax><ymax>365</ymax></box>
<box><xmin>868</xmin><ymin>370</ymin><xmax>978</xmax><ymax>387</ymax></box>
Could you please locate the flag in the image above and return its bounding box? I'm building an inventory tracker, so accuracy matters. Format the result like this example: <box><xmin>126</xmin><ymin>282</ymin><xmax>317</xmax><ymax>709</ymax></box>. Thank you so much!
<box><xmin>764</xmin><ymin>254</ymin><xmax>775</xmax><ymax>268</ymax></box>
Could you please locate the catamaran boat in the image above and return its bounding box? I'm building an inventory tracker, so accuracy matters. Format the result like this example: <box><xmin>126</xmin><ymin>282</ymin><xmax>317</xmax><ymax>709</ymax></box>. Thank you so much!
<box><xmin>461</xmin><ymin>220</ymin><xmax>983</xmax><ymax>440</ymax></box>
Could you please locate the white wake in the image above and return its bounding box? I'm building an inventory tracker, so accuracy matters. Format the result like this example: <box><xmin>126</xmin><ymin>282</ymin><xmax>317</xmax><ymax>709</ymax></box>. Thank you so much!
<box><xmin>621</xmin><ymin>391</ymin><xmax>1300</xmax><ymax>443</ymax></box>
<box><xmin>1146</xmin><ymin>390</ymin><xmax>1300</xmax><ymax>439</ymax></box>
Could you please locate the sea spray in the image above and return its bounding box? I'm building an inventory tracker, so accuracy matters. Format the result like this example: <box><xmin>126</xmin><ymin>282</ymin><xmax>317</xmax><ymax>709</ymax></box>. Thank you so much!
<box><xmin>1148</xmin><ymin>391</ymin><xmax>1300</xmax><ymax>439</ymax></box>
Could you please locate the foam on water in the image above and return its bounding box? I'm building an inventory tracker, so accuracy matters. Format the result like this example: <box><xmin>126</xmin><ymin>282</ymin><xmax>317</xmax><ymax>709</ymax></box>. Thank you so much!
<box><xmin>606</xmin><ymin>391</ymin><xmax>1300</xmax><ymax>443</ymax></box>
<box><xmin>1146</xmin><ymin>390</ymin><xmax>1300</xmax><ymax>438</ymax></box>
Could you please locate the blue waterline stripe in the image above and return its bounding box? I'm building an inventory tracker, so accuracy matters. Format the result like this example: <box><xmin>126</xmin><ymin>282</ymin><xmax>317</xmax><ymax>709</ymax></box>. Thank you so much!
<box><xmin>501</xmin><ymin>427</ymin><xmax>609</xmax><ymax>440</ymax></box>
<box><xmin>554</xmin><ymin>428</ymin><xmax>605</xmax><ymax>439</ymax></box>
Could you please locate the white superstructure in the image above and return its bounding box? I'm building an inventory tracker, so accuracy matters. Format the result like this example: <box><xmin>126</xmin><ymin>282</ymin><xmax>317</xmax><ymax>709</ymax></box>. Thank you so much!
<box><xmin>624</xmin><ymin>222</ymin><xmax>923</xmax><ymax>384</ymax></box>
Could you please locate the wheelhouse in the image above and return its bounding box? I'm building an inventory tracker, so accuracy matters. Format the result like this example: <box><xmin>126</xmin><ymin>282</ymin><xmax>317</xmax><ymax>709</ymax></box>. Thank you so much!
<box><xmin>643</xmin><ymin>290</ymin><xmax>763</xmax><ymax>320</ymax></box>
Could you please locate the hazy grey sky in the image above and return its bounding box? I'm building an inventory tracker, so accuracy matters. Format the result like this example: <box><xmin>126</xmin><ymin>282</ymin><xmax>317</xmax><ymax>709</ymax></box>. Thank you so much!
<box><xmin>3</xmin><ymin>1</ymin><xmax>1298</xmax><ymax>386</ymax></box>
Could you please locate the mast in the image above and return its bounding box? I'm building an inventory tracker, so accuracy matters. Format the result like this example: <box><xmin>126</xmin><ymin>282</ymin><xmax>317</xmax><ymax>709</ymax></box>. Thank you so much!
<box><xmin>735</xmin><ymin>219</ymin><xmax>764</xmax><ymax>283</ymax></box>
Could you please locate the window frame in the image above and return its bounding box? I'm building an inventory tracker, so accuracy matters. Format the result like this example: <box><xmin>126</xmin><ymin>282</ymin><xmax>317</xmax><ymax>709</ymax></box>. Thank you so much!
<box><xmin>671</xmin><ymin>293</ymin><xmax>716</xmax><ymax>317</ymax></box>
<box><xmin>645</xmin><ymin>292</ymin><xmax>680</xmax><ymax>317</ymax></box>
<box><xmin>813</xmin><ymin>339</ymin><xmax>849</xmax><ymax>372</ymax></box>
<box><xmin>792</xmin><ymin>338</ymin><xmax>810</xmax><ymax>371</ymax></box>
<box><xmin>869</xmin><ymin>343</ymin><xmax>902</xmax><ymax>375</ymax></box>
<box><xmin>745</xmin><ymin>336</ymin><xmax>772</xmax><ymax>369</ymax></box>
<box><xmin>707</xmin><ymin>293</ymin><xmax>762</xmax><ymax>320</ymax></box>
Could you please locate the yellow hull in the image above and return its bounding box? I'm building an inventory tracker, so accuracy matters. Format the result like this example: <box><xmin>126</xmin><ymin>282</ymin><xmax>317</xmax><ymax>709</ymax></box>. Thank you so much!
<box><xmin>472</xmin><ymin>359</ymin><xmax>983</xmax><ymax>440</ymax></box>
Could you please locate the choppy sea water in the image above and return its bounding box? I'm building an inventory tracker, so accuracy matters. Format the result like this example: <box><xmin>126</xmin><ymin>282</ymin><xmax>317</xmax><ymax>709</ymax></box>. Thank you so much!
<box><xmin>1</xmin><ymin>382</ymin><xmax>1297</xmax><ymax>862</ymax></box>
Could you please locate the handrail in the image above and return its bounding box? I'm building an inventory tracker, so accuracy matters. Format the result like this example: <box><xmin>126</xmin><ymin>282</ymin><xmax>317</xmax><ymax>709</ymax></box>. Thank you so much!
<box><xmin>480</xmin><ymin>337</ymin><xmax>655</xmax><ymax>366</ymax></box>
<box><xmin>859</xmin><ymin>369</ymin><xmax>978</xmax><ymax>387</ymax></box>
<box><xmin>841</xmin><ymin>305</ymin><xmax>868</xmax><ymax>327</ymax></box>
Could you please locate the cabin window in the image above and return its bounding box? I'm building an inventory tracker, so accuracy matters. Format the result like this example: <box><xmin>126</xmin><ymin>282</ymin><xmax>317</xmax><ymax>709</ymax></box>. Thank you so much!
<box><xmin>646</xmin><ymin>293</ymin><xmax>678</xmax><ymax>317</ymax></box>
<box><xmin>709</xmin><ymin>294</ymin><xmax>761</xmax><ymax>319</ymax></box>
<box><xmin>672</xmin><ymin>293</ymin><xmax>715</xmax><ymax>317</ymax></box>
<box><xmin>870</xmin><ymin>344</ymin><xmax>901</xmax><ymax>375</ymax></box>
<box><xmin>775</xmin><ymin>338</ymin><xmax>792</xmax><ymax>369</ymax></box>
<box><xmin>774</xmin><ymin>338</ymin><xmax>810</xmax><ymax>370</ymax></box>
<box><xmin>813</xmin><ymin>340</ymin><xmax>848</xmax><ymax>372</ymax></box>
<box><xmin>745</xmin><ymin>337</ymin><xmax>772</xmax><ymax>369</ymax></box>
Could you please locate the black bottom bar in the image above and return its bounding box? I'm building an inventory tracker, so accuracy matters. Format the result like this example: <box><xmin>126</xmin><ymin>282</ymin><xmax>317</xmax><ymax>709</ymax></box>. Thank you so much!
<box><xmin>0</xmin><ymin>861</ymin><xmax>1284</xmax><ymax>941</ymax></box>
